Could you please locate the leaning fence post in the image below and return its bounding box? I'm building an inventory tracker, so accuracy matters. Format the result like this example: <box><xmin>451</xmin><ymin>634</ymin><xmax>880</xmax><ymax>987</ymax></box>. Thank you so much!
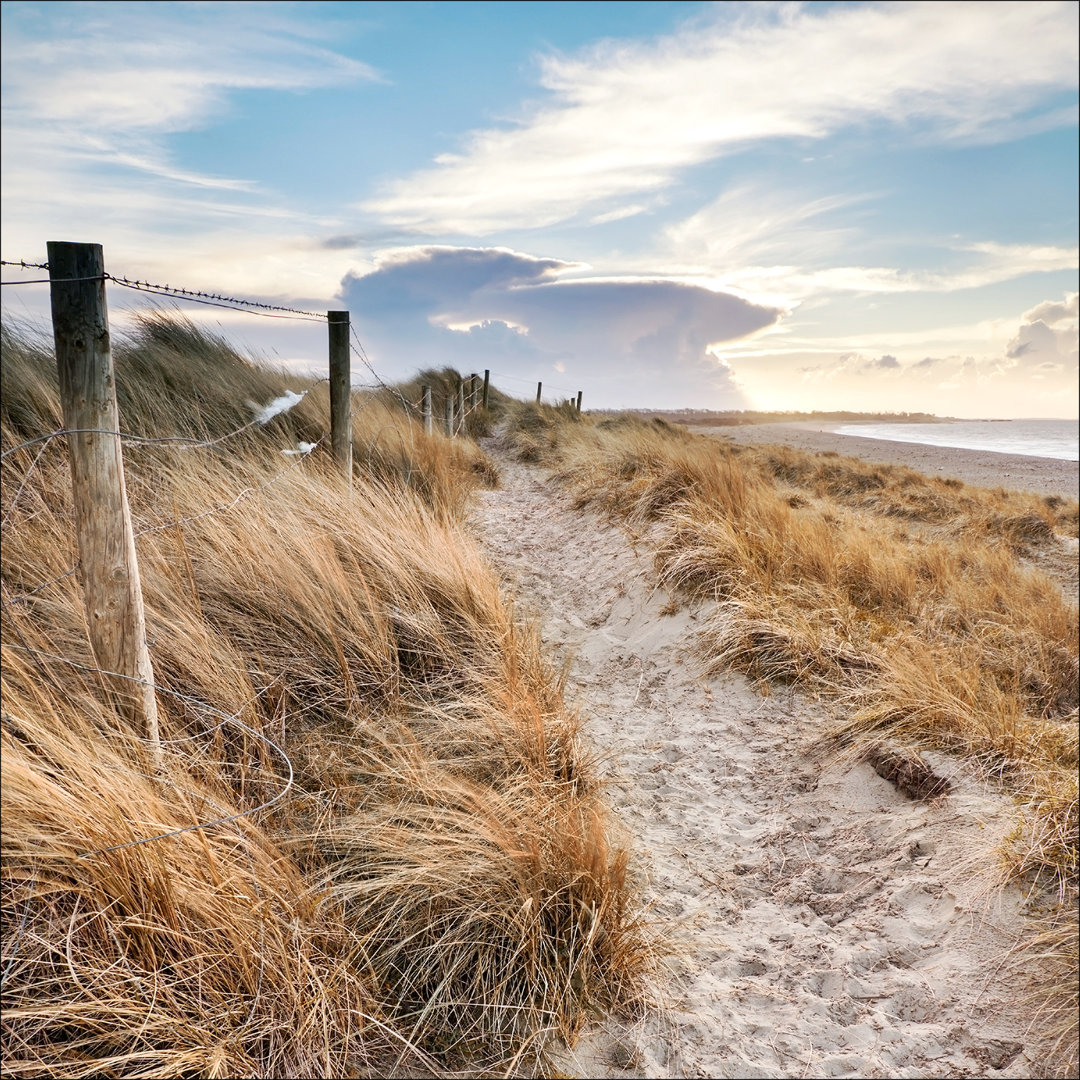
<box><xmin>327</xmin><ymin>311</ymin><xmax>352</xmax><ymax>481</ymax></box>
<box><xmin>457</xmin><ymin>379</ymin><xmax>466</xmax><ymax>435</ymax></box>
<box><xmin>445</xmin><ymin>395</ymin><xmax>454</xmax><ymax>437</ymax></box>
<box><xmin>576</xmin><ymin>391</ymin><xmax>583</xmax><ymax>413</ymax></box>
<box><xmin>468</xmin><ymin>373</ymin><xmax>479</xmax><ymax>411</ymax></box>
<box><xmin>536</xmin><ymin>381</ymin><xmax>542</xmax><ymax>405</ymax></box>
<box><xmin>482</xmin><ymin>369</ymin><xmax>490</xmax><ymax>409</ymax></box>
<box><xmin>421</xmin><ymin>385</ymin><xmax>433</xmax><ymax>435</ymax></box>
<box><xmin>47</xmin><ymin>241</ymin><xmax>160</xmax><ymax>752</ymax></box>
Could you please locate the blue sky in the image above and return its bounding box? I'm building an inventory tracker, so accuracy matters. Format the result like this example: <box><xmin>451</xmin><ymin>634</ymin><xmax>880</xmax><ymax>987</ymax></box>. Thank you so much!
<box><xmin>2</xmin><ymin>0</ymin><xmax>1077</xmax><ymax>416</ymax></box>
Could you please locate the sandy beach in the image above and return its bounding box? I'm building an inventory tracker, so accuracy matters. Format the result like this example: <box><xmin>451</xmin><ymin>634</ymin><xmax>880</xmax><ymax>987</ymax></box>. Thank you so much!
<box><xmin>697</xmin><ymin>421</ymin><xmax>1079</xmax><ymax>501</ymax></box>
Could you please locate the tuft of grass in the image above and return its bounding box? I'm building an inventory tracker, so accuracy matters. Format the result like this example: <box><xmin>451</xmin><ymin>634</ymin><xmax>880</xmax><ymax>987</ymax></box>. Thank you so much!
<box><xmin>2</xmin><ymin>318</ymin><xmax>649</xmax><ymax>1076</ymax></box>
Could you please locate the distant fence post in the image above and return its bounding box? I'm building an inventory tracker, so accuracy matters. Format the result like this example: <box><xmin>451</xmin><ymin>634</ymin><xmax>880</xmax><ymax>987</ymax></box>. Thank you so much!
<box><xmin>47</xmin><ymin>240</ymin><xmax>160</xmax><ymax>752</ymax></box>
<box><xmin>576</xmin><ymin>391</ymin><xmax>583</xmax><ymax>413</ymax></box>
<box><xmin>421</xmin><ymin>385</ymin><xmax>433</xmax><ymax>435</ymax></box>
<box><xmin>536</xmin><ymin>381</ymin><xmax>542</xmax><ymax>405</ymax></box>
<box><xmin>469</xmin><ymin>373</ymin><xmax>479</xmax><ymax>411</ymax></box>
<box><xmin>482</xmin><ymin>369</ymin><xmax>490</xmax><ymax>410</ymax></box>
<box><xmin>457</xmin><ymin>379</ymin><xmax>466</xmax><ymax>435</ymax></box>
<box><xmin>327</xmin><ymin>311</ymin><xmax>352</xmax><ymax>481</ymax></box>
<box><xmin>445</xmin><ymin>395</ymin><xmax>454</xmax><ymax>437</ymax></box>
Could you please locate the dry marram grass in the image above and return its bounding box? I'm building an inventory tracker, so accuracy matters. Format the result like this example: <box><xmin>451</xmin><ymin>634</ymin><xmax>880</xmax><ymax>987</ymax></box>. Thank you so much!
<box><xmin>1</xmin><ymin>318</ymin><xmax>650</xmax><ymax>1077</ymax></box>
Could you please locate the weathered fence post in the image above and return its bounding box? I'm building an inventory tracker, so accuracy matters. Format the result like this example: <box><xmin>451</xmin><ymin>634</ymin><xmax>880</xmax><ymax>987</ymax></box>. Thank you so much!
<box><xmin>576</xmin><ymin>391</ymin><xmax>583</xmax><ymax>413</ymax></box>
<box><xmin>47</xmin><ymin>241</ymin><xmax>160</xmax><ymax>751</ymax></box>
<box><xmin>482</xmin><ymin>369</ymin><xmax>490</xmax><ymax>410</ymax></box>
<box><xmin>422</xmin><ymin>385</ymin><xmax>433</xmax><ymax>435</ymax></box>
<box><xmin>445</xmin><ymin>395</ymin><xmax>454</xmax><ymax>437</ymax></box>
<box><xmin>327</xmin><ymin>310</ymin><xmax>352</xmax><ymax>481</ymax></box>
<box><xmin>536</xmin><ymin>381</ymin><xmax>542</xmax><ymax>405</ymax></box>
<box><xmin>457</xmin><ymin>379</ymin><xmax>466</xmax><ymax>435</ymax></box>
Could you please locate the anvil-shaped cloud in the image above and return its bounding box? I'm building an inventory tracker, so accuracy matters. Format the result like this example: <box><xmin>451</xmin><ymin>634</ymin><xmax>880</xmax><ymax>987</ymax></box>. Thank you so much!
<box><xmin>340</xmin><ymin>247</ymin><xmax>783</xmax><ymax>407</ymax></box>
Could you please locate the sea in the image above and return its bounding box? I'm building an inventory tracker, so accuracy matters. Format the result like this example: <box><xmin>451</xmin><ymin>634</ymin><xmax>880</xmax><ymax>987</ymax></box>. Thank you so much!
<box><xmin>833</xmin><ymin>418</ymin><xmax>1079</xmax><ymax>462</ymax></box>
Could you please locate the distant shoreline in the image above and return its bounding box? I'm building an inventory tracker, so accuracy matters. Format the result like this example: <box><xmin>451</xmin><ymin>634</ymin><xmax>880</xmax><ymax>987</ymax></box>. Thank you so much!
<box><xmin>697</xmin><ymin>420</ymin><xmax>1080</xmax><ymax>501</ymax></box>
<box><xmin>626</xmin><ymin>408</ymin><xmax>963</xmax><ymax>425</ymax></box>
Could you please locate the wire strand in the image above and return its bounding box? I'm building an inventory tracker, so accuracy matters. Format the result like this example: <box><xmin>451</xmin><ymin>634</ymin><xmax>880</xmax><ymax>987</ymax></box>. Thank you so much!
<box><xmin>1</xmin><ymin>381</ymin><xmax>326</xmax><ymax>462</ymax></box>
<box><xmin>108</xmin><ymin>276</ymin><xmax>326</xmax><ymax>321</ymax></box>
<box><xmin>0</xmin><ymin>645</ymin><xmax>295</xmax><ymax>858</ymax></box>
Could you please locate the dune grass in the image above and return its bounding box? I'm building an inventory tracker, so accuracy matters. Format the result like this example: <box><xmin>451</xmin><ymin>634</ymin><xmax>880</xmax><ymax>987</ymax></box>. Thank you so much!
<box><xmin>1</xmin><ymin>317</ymin><xmax>649</xmax><ymax>1077</ymax></box>
<box><xmin>501</xmin><ymin>402</ymin><xmax>1079</xmax><ymax>1065</ymax></box>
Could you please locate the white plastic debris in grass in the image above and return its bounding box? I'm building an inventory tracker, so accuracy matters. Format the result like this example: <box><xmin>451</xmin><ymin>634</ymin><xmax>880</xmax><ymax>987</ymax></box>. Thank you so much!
<box><xmin>253</xmin><ymin>389</ymin><xmax>306</xmax><ymax>425</ymax></box>
<box><xmin>282</xmin><ymin>441</ymin><xmax>317</xmax><ymax>456</ymax></box>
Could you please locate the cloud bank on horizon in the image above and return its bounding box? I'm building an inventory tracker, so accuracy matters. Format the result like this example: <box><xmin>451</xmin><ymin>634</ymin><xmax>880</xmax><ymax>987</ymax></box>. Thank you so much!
<box><xmin>1</xmin><ymin>0</ymin><xmax>1077</xmax><ymax>416</ymax></box>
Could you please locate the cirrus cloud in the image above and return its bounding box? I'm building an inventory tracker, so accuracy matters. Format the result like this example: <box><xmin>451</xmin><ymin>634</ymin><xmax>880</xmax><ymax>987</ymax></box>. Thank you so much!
<box><xmin>363</xmin><ymin>1</ymin><xmax>1078</xmax><ymax>234</ymax></box>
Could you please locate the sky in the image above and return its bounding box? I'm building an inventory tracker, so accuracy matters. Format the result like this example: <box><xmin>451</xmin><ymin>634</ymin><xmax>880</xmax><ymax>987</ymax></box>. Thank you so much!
<box><xmin>2</xmin><ymin>0</ymin><xmax>1078</xmax><ymax>417</ymax></box>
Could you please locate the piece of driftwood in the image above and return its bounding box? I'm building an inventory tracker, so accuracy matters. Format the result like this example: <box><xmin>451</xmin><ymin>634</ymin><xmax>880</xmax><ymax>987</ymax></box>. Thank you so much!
<box><xmin>866</xmin><ymin>744</ymin><xmax>952</xmax><ymax>800</ymax></box>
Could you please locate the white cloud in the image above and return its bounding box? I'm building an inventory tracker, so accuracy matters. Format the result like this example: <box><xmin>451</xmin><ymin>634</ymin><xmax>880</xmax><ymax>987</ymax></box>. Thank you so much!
<box><xmin>724</xmin><ymin>291</ymin><xmax>1080</xmax><ymax>416</ymax></box>
<box><xmin>1023</xmin><ymin>292</ymin><xmax>1079</xmax><ymax>326</ymax></box>
<box><xmin>0</xmin><ymin>4</ymin><xmax>377</xmax><ymax>284</ymax></box>
<box><xmin>4</xmin><ymin>6</ymin><xmax>377</xmax><ymax>137</ymax></box>
<box><xmin>695</xmin><ymin>242</ymin><xmax>1079</xmax><ymax>304</ymax></box>
<box><xmin>338</xmin><ymin>246</ymin><xmax>782</xmax><ymax>407</ymax></box>
<box><xmin>0</xmin><ymin>5</ymin><xmax>386</xmax><ymax>309</ymax></box>
<box><xmin>663</xmin><ymin>187</ymin><xmax>868</xmax><ymax>272</ymax></box>
<box><xmin>1007</xmin><ymin>291</ymin><xmax>1079</xmax><ymax>373</ymax></box>
<box><xmin>363</xmin><ymin>1</ymin><xmax>1078</xmax><ymax>233</ymax></box>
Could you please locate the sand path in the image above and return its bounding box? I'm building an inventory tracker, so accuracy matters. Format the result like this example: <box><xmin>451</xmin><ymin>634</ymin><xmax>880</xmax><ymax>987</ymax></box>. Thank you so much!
<box><xmin>469</xmin><ymin>446</ymin><xmax>1046</xmax><ymax>1079</ymax></box>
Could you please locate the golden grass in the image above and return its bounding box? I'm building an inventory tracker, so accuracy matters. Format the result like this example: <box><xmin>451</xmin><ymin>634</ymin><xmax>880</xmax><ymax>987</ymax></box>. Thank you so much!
<box><xmin>1</xmin><ymin>320</ymin><xmax>649</xmax><ymax>1076</ymax></box>
<box><xmin>501</xmin><ymin>402</ymin><xmax>1079</xmax><ymax>1066</ymax></box>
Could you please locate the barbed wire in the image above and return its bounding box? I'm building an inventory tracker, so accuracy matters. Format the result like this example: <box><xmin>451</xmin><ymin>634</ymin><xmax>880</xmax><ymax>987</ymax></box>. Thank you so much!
<box><xmin>1</xmin><ymin>274</ymin><xmax>108</xmax><ymax>286</ymax></box>
<box><xmin>1</xmin><ymin>257</ymin><xmax>327</xmax><ymax>321</ymax></box>
<box><xmin>108</xmin><ymin>276</ymin><xmax>327</xmax><ymax>321</ymax></box>
<box><xmin>1</xmin><ymin>565</ymin><xmax>80</xmax><ymax>605</ymax></box>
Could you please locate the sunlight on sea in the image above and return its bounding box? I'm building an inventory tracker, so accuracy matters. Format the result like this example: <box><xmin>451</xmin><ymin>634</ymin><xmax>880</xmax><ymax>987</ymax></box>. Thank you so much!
<box><xmin>834</xmin><ymin>419</ymin><xmax>1079</xmax><ymax>461</ymax></box>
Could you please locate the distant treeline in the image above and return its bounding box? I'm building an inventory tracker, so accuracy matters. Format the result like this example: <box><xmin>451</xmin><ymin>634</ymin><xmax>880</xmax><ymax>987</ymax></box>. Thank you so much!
<box><xmin>610</xmin><ymin>409</ymin><xmax>946</xmax><ymax>427</ymax></box>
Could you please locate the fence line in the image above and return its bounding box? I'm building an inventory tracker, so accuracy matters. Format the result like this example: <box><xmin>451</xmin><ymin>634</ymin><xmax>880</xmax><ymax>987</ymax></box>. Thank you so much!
<box><xmin>0</xmin><ymin>238</ymin><xmax>575</xmax><ymax>996</ymax></box>
<box><xmin>3</xmin><ymin>257</ymin><xmax>584</xmax><ymax>409</ymax></box>
<box><xmin>1</xmin><ymin>238</ymin><xmax>584</xmax><ymax>776</ymax></box>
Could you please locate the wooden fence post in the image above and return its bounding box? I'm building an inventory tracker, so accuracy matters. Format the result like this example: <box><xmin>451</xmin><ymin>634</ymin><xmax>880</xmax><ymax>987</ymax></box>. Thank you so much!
<box><xmin>422</xmin><ymin>385</ymin><xmax>433</xmax><ymax>435</ymax></box>
<box><xmin>536</xmin><ymin>381</ymin><xmax>542</xmax><ymax>405</ymax></box>
<box><xmin>445</xmin><ymin>395</ymin><xmax>454</xmax><ymax>437</ymax></box>
<box><xmin>457</xmin><ymin>379</ymin><xmax>466</xmax><ymax>435</ymax></box>
<box><xmin>327</xmin><ymin>311</ymin><xmax>352</xmax><ymax>480</ymax></box>
<box><xmin>482</xmin><ymin>369</ymin><xmax>490</xmax><ymax>410</ymax></box>
<box><xmin>469</xmin><ymin>373</ymin><xmax>479</xmax><ymax>411</ymax></box>
<box><xmin>576</xmin><ymin>391</ymin><xmax>583</xmax><ymax>413</ymax></box>
<box><xmin>47</xmin><ymin>241</ymin><xmax>160</xmax><ymax>751</ymax></box>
